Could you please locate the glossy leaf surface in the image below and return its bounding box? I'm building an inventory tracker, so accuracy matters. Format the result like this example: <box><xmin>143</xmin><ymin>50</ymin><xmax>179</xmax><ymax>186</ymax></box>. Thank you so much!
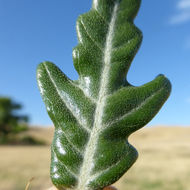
<box><xmin>37</xmin><ymin>0</ymin><xmax>171</xmax><ymax>189</ymax></box>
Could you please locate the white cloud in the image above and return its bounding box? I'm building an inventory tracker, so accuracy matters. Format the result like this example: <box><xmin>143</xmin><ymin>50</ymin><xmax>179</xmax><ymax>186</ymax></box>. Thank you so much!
<box><xmin>170</xmin><ymin>0</ymin><xmax>190</xmax><ymax>25</ymax></box>
<box><xmin>170</xmin><ymin>12</ymin><xmax>190</xmax><ymax>24</ymax></box>
<box><xmin>178</xmin><ymin>0</ymin><xmax>190</xmax><ymax>9</ymax></box>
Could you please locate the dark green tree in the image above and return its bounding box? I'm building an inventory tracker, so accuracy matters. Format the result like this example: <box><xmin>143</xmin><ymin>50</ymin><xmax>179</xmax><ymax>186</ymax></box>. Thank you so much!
<box><xmin>0</xmin><ymin>97</ymin><xmax>28</xmax><ymax>137</ymax></box>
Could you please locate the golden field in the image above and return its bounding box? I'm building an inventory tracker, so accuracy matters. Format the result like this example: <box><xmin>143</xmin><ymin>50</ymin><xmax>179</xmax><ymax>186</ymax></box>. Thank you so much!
<box><xmin>0</xmin><ymin>126</ymin><xmax>190</xmax><ymax>190</ymax></box>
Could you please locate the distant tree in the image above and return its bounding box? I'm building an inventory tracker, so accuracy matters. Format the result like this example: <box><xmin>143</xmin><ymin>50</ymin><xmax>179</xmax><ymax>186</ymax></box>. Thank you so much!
<box><xmin>0</xmin><ymin>97</ymin><xmax>28</xmax><ymax>137</ymax></box>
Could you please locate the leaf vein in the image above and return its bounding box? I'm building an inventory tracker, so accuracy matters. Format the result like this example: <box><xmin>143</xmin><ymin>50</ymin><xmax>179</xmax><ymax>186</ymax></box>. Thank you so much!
<box><xmin>90</xmin><ymin>150</ymin><xmax>130</xmax><ymax>182</ymax></box>
<box><xmin>104</xmin><ymin>87</ymin><xmax>164</xmax><ymax>128</ymax></box>
<box><xmin>52</xmin><ymin>147</ymin><xmax>78</xmax><ymax>178</ymax></box>
<box><xmin>72</xmin><ymin>82</ymin><xmax>97</xmax><ymax>104</ymax></box>
<box><xmin>43</xmin><ymin>64</ymin><xmax>91</xmax><ymax>133</ymax></box>
<box><xmin>56</xmin><ymin>127</ymin><xmax>83</xmax><ymax>155</ymax></box>
<box><xmin>94</xmin><ymin>9</ymin><xmax>109</xmax><ymax>25</ymax></box>
<box><xmin>80</xmin><ymin>19</ymin><xmax>103</xmax><ymax>52</ymax></box>
<box><xmin>112</xmin><ymin>37</ymin><xmax>136</xmax><ymax>51</ymax></box>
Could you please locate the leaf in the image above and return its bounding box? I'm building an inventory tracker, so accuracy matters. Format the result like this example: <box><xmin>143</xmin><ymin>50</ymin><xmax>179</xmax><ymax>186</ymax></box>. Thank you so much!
<box><xmin>37</xmin><ymin>0</ymin><xmax>171</xmax><ymax>189</ymax></box>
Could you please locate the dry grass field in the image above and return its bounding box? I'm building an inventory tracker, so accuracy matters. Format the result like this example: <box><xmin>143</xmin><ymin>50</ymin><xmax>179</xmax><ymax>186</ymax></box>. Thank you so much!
<box><xmin>0</xmin><ymin>126</ymin><xmax>190</xmax><ymax>190</ymax></box>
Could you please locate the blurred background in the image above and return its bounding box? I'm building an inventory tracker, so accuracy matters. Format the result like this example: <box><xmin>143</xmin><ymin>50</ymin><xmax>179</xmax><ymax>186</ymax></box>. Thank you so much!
<box><xmin>0</xmin><ymin>0</ymin><xmax>190</xmax><ymax>190</ymax></box>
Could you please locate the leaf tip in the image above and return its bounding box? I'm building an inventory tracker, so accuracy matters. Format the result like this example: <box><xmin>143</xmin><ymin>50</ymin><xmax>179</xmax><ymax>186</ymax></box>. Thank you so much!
<box><xmin>156</xmin><ymin>74</ymin><xmax>172</xmax><ymax>95</ymax></box>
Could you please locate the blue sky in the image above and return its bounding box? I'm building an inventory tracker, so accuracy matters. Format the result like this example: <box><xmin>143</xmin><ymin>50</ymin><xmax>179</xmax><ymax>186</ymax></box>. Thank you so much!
<box><xmin>0</xmin><ymin>0</ymin><xmax>190</xmax><ymax>126</ymax></box>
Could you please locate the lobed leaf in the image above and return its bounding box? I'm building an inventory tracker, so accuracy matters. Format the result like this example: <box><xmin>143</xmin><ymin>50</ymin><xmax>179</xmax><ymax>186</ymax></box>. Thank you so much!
<box><xmin>37</xmin><ymin>0</ymin><xmax>171</xmax><ymax>189</ymax></box>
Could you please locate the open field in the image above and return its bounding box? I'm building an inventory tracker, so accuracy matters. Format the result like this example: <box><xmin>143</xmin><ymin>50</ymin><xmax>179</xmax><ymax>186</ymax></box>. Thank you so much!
<box><xmin>0</xmin><ymin>126</ymin><xmax>190</xmax><ymax>190</ymax></box>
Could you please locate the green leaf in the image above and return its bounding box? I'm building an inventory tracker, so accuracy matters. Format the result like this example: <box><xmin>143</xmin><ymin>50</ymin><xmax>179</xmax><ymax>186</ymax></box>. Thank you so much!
<box><xmin>37</xmin><ymin>0</ymin><xmax>171</xmax><ymax>189</ymax></box>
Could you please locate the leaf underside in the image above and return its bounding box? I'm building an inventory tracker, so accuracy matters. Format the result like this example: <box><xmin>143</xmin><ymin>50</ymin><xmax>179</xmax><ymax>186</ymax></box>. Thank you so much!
<box><xmin>37</xmin><ymin>0</ymin><xmax>171</xmax><ymax>190</ymax></box>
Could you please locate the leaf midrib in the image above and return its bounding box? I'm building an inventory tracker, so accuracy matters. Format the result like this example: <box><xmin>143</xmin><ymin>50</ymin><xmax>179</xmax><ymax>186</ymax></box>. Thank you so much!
<box><xmin>76</xmin><ymin>3</ymin><xmax>119</xmax><ymax>190</ymax></box>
